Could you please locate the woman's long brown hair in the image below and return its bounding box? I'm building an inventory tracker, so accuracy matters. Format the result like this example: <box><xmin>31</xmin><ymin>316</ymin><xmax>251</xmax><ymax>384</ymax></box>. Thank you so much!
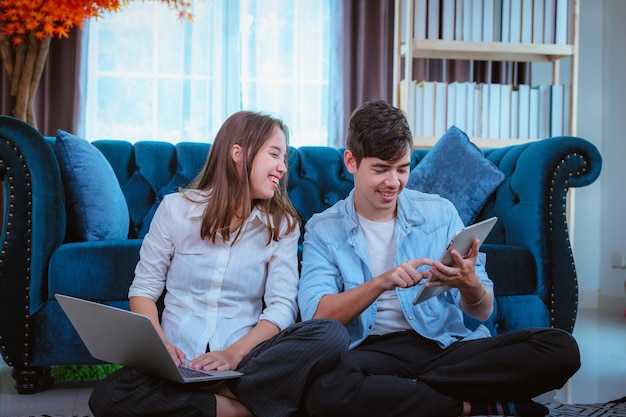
<box><xmin>184</xmin><ymin>111</ymin><xmax>299</xmax><ymax>244</ymax></box>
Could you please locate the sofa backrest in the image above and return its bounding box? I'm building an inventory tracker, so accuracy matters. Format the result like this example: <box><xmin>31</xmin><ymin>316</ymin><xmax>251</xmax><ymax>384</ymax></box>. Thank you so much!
<box><xmin>92</xmin><ymin>140</ymin><xmax>211</xmax><ymax>238</ymax></box>
<box><xmin>90</xmin><ymin>141</ymin><xmax>432</xmax><ymax>240</ymax></box>
<box><xmin>58</xmin><ymin>138</ymin><xmax>554</xmax><ymax>251</ymax></box>
<box><xmin>286</xmin><ymin>146</ymin><xmax>355</xmax><ymax>223</ymax></box>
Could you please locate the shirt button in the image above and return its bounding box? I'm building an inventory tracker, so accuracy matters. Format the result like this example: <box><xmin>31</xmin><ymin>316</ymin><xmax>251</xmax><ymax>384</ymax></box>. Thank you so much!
<box><xmin>408</xmin><ymin>316</ymin><xmax>414</xmax><ymax>320</ymax></box>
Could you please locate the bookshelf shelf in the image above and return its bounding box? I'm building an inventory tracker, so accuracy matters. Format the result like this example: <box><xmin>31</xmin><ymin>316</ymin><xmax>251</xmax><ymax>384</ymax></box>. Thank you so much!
<box><xmin>403</xmin><ymin>39</ymin><xmax>574</xmax><ymax>62</ymax></box>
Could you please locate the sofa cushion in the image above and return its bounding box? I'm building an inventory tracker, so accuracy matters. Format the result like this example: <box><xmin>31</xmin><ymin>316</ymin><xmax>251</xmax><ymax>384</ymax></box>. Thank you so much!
<box><xmin>55</xmin><ymin>130</ymin><xmax>130</xmax><ymax>241</ymax></box>
<box><xmin>481</xmin><ymin>244</ymin><xmax>537</xmax><ymax>296</ymax></box>
<box><xmin>406</xmin><ymin>126</ymin><xmax>505</xmax><ymax>225</ymax></box>
<box><xmin>494</xmin><ymin>295</ymin><xmax>551</xmax><ymax>333</ymax></box>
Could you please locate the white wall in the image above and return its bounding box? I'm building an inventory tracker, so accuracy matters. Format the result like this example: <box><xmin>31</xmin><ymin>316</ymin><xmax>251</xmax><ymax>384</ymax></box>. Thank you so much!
<box><xmin>573</xmin><ymin>0</ymin><xmax>626</xmax><ymax>313</ymax></box>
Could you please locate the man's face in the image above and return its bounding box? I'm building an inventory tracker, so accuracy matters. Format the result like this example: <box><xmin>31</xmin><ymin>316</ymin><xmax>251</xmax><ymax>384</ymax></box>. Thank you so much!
<box><xmin>344</xmin><ymin>147</ymin><xmax>411</xmax><ymax>222</ymax></box>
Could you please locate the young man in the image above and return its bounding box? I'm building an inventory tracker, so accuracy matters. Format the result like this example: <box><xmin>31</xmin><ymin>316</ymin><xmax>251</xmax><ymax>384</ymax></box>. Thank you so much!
<box><xmin>297</xmin><ymin>100</ymin><xmax>580</xmax><ymax>417</ymax></box>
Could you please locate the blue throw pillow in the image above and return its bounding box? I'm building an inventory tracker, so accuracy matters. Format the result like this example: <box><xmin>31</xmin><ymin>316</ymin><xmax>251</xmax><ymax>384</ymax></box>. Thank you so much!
<box><xmin>406</xmin><ymin>126</ymin><xmax>504</xmax><ymax>225</ymax></box>
<box><xmin>55</xmin><ymin>130</ymin><xmax>130</xmax><ymax>241</ymax></box>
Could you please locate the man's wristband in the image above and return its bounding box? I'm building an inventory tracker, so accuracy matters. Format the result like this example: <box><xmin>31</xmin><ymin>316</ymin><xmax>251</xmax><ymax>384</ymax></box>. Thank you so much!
<box><xmin>461</xmin><ymin>285</ymin><xmax>487</xmax><ymax>307</ymax></box>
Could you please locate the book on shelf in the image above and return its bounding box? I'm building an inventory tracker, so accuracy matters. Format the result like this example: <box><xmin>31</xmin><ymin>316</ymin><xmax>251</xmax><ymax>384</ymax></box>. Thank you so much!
<box><xmin>414</xmin><ymin>0</ymin><xmax>427</xmax><ymax>40</ymax></box>
<box><xmin>509</xmin><ymin>0</ymin><xmax>522</xmax><ymax>43</ymax></box>
<box><xmin>400</xmin><ymin>79</ymin><xmax>410</xmax><ymax>133</ymax></box>
<box><xmin>487</xmin><ymin>83</ymin><xmax>501</xmax><ymax>139</ymax></box>
<box><xmin>543</xmin><ymin>0</ymin><xmax>556</xmax><ymax>44</ymax></box>
<box><xmin>447</xmin><ymin>82</ymin><xmax>458</xmax><ymax>131</ymax></box>
<box><xmin>555</xmin><ymin>0</ymin><xmax>568</xmax><ymax>44</ymax></box>
<box><xmin>510</xmin><ymin>88</ymin><xmax>520</xmax><ymax>139</ymax></box>
<box><xmin>471</xmin><ymin>0</ymin><xmax>483</xmax><ymax>41</ymax></box>
<box><xmin>413</xmin><ymin>80</ymin><xmax>425</xmax><ymax>137</ymax></box>
<box><xmin>538</xmin><ymin>84</ymin><xmax>551</xmax><ymax>139</ymax></box>
<box><xmin>455</xmin><ymin>82</ymin><xmax>469</xmax><ymax>134</ymax></box>
<box><xmin>472</xmin><ymin>83</ymin><xmax>483</xmax><ymax>138</ymax></box>
<box><xmin>455</xmin><ymin>0</ymin><xmax>464</xmax><ymax>40</ymax></box>
<box><xmin>480</xmin><ymin>83</ymin><xmax>490</xmax><ymax>139</ymax></box>
<box><xmin>427</xmin><ymin>0</ymin><xmax>440</xmax><ymax>39</ymax></box>
<box><xmin>482</xmin><ymin>0</ymin><xmax>495</xmax><ymax>42</ymax></box>
<box><xmin>518</xmin><ymin>84</ymin><xmax>531</xmax><ymax>139</ymax></box>
<box><xmin>550</xmin><ymin>84</ymin><xmax>564</xmax><ymax>136</ymax></box>
<box><xmin>566</xmin><ymin>0</ymin><xmax>574</xmax><ymax>46</ymax></box>
<box><xmin>500</xmin><ymin>84</ymin><xmax>512</xmax><ymax>139</ymax></box>
<box><xmin>400</xmin><ymin>78</ymin><xmax>407</xmax><ymax>113</ymax></box>
<box><xmin>466</xmin><ymin>82</ymin><xmax>477</xmax><ymax>137</ymax></box>
<box><xmin>521</xmin><ymin>0</ymin><xmax>533</xmax><ymax>43</ymax></box>
<box><xmin>533</xmin><ymin>0</ymin><xmax>545</xmax><ymax>43</ymax></box>
<box><xmin>529</xmin><ymin>85</ymin><xmax>540</xmax><ymax>139</ymax></box>
<box><xmin>492</xmin><ymin>0</ymin><xmax>502</xmax><ymax>42</ymax></box>
<box><xmin>434</xmin><ymin>81</ymin><xmax>448</xmax><ymax>136</ymax></box>
<box><xmin>441</xmin><ymin>0</ymin><xmax>455</xmax><ymax>40</ymax></box>
<box><xmin>501</xmin><ymin>0</ymin><xmax>511</xmax><ymax>43</ymax></box>
<box><xmin>462</xmin><ymin>0</ymin><xmax>472</xmax><ymax>41</ymax></box>
<box><xmin>422</xmin><ymin>81</ymin><xmax>436</xmax><ymax>137</ymax></box>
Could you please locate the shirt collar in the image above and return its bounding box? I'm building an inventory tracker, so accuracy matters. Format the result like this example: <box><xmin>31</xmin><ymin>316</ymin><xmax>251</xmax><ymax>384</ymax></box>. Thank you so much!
<box><xmin>344</xmin><ymin>189</ymin><xmax>424</xmax><ymax>228</ymax></box>
<box><xmin>184</xmin><ymin>190</ymin><xmax>272</xmax><ymax>228</ymax></box>
<box><xmin>396</xmin><ymin>191</ymin><xmax>425</xmax><ymax>227</ymax></box>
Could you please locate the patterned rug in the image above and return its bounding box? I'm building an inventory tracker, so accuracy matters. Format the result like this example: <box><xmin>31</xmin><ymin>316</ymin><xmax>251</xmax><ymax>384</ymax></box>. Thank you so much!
<box><xmin>12</xmin><ymin>397</ymin><xmax>626</xmax><ymax>417</ymax></box>
<box><xmin>546</xmin><ymin>396</ymin><xmax>626</xmax><ymax>416</ymax></box>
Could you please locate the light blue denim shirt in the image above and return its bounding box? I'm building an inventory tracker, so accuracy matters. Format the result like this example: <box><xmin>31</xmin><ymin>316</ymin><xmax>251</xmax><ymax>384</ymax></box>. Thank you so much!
<box><xmin>298</xmin><ymin>188</ymin><xmax>492</xmax><ymax>349</ymax></box>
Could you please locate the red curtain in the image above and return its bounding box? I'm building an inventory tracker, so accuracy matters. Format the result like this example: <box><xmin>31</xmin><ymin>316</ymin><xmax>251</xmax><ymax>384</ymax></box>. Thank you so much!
<box><xmin>341</xmin><ymin>0</ymin><xmax>395</xmax><ymax>127</ymax></box>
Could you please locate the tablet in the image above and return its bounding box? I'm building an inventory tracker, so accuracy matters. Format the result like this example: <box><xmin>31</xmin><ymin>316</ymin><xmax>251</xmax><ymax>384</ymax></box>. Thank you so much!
<box><xmin>412</xmin><ymin>216</ymin><xmax>498</xmax><ymax>305</ymax></box>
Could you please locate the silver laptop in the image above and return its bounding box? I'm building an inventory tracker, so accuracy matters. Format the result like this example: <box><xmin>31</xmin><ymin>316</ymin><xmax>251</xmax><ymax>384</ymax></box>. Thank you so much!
<box><xmin>55</xmin><ymin>293</ymin><xmax>243</xmax><ymax>383</ymax></box>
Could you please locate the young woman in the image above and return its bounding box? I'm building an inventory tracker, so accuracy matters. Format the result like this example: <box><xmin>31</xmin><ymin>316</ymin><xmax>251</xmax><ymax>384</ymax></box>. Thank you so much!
<box><xmin>89</xmin><ymin>111</ymin><xmax>349</xmax><ymax>417</ymax></box>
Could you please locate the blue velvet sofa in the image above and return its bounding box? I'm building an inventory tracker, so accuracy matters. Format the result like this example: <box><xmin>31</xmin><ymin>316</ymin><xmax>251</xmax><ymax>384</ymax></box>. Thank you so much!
<box><xmin>0</xmin><ymin>115</ymin><xmax>602</xmax><ymax>394</ymax></box>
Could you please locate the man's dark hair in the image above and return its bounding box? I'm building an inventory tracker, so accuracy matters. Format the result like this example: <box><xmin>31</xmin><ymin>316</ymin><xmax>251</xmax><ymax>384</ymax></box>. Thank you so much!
<box><xmin>346</xmin><ymin>100</ymin><xmax>413</xmax><ymax>166</ymax></box>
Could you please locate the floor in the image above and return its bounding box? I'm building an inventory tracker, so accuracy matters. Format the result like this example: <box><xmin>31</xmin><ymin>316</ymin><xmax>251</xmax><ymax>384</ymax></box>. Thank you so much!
<box><xmin>0</xmin><ymin>308</ymin><xmax>625</xmax><ymax>417</ymax></box>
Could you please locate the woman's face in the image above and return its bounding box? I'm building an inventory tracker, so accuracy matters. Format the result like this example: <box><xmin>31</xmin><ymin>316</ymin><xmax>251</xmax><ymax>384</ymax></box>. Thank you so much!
<box><xmin>248</xmin><ymin>127</ymin><xmax>288</xmax><ymax>201</ymax></box>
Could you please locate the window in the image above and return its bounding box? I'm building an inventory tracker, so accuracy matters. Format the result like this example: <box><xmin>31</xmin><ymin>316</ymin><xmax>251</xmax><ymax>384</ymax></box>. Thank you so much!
<box><xmin>85</xmin><ymin>0</ymin><xmax>341</xmax><ymax>147</ymax></box>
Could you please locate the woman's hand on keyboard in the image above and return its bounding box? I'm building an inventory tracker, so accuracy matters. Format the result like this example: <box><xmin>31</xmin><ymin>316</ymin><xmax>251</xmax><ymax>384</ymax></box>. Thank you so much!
<box><xmin>165</xmin><ymin>342</ymin><xmax>186</xmax><ymax>365</ymax></box>
<box><xmin>190</xmin><ymin>349</ymin><xmax>241</xmax><ymax>371</ymax></box>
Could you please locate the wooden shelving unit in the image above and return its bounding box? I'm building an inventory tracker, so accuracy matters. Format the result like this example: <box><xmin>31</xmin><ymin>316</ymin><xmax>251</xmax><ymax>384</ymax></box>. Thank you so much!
<box><xmin>393</xmin><ymin>0</ymin><xmax>580</xmax><ymax>148</ymax></box>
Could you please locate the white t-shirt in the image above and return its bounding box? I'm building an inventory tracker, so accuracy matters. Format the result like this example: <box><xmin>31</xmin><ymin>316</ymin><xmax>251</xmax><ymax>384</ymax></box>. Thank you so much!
<box><xmin>357</xmin><ymin>214</ymin><xmax>412</xmax><ymax>335</ymax></box>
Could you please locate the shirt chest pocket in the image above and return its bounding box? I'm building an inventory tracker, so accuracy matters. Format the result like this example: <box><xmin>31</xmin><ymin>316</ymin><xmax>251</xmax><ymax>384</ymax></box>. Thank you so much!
<box><xmin>337</xmin><ymin>257</ymin><xmax>370</xmax><ymax>288</ymax></box>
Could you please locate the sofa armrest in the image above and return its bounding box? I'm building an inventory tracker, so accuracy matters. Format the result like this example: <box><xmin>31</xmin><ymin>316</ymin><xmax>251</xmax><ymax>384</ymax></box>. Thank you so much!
<box><xmin>482</xmin><ymin>136</ymin><xmax>602</xmax><ymax>332</ymax></box>
<box><xmin>48</xmin><ymin>239</ymin><xmax>142</xmax><ymax>300</ymax></box>
<box><xmin>0</xmin><ymin>116</ymin><xmax>66</xmax><ymax>368</ymax></box>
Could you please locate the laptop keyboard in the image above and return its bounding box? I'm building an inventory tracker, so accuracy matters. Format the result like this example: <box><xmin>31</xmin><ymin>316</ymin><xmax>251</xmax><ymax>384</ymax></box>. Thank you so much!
<box><xmin>179</xmin><ymin>366</ymin><xmax>212</xmax><ymax>378</ymax></box>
